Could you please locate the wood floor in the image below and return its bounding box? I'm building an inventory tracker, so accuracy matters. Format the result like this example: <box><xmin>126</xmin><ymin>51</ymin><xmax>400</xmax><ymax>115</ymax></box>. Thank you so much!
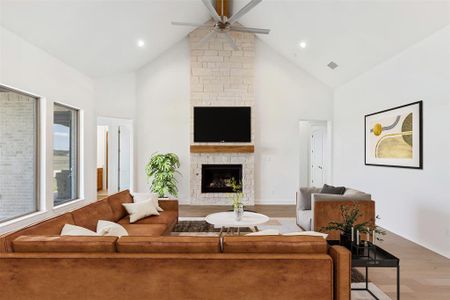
<box><xmin>180</xmin><ymin>205</ymin><xmax>450</xmax><ymax>300</ymax></box>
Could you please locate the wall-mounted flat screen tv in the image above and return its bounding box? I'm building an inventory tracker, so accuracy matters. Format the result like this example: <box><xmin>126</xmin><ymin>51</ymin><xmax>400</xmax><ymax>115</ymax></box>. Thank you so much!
<box><xmin>194</xmin><ymin>107</ymin><xmax>251</xmax><ymax>143</ymax></box>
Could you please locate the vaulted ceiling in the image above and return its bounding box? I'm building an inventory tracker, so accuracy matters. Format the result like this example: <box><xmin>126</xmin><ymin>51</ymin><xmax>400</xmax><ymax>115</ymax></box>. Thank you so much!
<box><xmin>1</xmin><ymin>0</ymin><xmax>449</xmax><ymax>87</ymax></box>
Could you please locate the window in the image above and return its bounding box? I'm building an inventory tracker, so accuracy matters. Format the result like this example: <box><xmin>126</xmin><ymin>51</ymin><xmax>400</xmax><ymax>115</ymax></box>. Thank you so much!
<box><xmin>53</xmin><ymin>103</ymin><xmax>79</xmax><ymax>206</ymax></box>
<box><xmin>0</xmin><ymin>87</ymin><xmax>39</xmax><ymax>222</ymax></box>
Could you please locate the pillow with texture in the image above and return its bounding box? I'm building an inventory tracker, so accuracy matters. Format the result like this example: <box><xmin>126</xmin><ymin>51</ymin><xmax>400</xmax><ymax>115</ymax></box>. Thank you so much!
<box><xmin>133</xmin><ymin>192</ymin><xmax>163</xmax><ymax>212</ymax></box>
<box><xmin>245</xmin><ymin>229</ymin><xmax>280</xmax><ymax>236</ymax></box>
<box><xmin>122</xmin><ymin>200</ymin><xmax>160</xmax><ymax>223</ymax></box>
<box><xmin>320</xmin><ymin>184</ymin><xmax>346</xmax><ymax>195</ymax></box>
<box><xmin>61</xmin><ymin>224</ymin><xmax>97</xmax><ymax>236</ymax></box>
<box><xmin>97</xmin><ymin>220</ymin><xmax>129</xmax><ymax>237</ymax></box>
<box><xmin>282</xmin><ymin>231</ymin><xmax>328</xmax><ymax>239</ymax></box>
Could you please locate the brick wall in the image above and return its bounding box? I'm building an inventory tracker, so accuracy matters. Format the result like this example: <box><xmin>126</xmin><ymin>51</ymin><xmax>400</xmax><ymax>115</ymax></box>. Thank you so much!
<box><xmin>0</xmin><ymin>91</ymin><xmax>37</xmax><ymax>222</ymax></box>
<box><xmin>189</xmin><ymin>25</ymin><xmax>255</xmax><ymax>205</ymax></box>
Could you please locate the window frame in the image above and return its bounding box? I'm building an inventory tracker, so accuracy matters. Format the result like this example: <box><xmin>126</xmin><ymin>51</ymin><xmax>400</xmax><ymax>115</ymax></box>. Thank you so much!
<box><xmin>52</xmin><ymin>102</ymin><xmax>81</xmax><ymax>207</ymax></box>
<box><xmin>0</xmin><ymin>85</ymin><xmax>40</xmax><ymax>223</ymax></box>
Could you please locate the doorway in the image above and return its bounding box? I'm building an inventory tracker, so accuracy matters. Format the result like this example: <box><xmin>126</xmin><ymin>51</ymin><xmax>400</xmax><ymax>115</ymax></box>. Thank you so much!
<box><xmin>299</xmin><ymin>120</ymin><xmax>331</xmax><ymax>188</ymax></box>
<box><xmin>97</xmin><ymin>117</ymin><xmax>133</xmax><ymax>199</ymax></box>
<box><xmin>311</xmin><ymin>126</ymin><xmax>326</xmax><ymax>186</ymax></box>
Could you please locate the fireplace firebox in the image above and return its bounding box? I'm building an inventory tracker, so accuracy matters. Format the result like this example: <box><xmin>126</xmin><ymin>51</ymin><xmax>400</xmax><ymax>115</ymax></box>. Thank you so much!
<box><xmin>201</xmin><ymin>164</ymin><xmax>243</xmax><ymax>193</ymax></box>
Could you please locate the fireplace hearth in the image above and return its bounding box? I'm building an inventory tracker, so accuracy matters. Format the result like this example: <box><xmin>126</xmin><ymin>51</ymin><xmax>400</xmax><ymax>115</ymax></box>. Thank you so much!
<box><xmin>201</xmin><ymin>164</ymin><xmax>242</xmax><ymax>193</ymax></box>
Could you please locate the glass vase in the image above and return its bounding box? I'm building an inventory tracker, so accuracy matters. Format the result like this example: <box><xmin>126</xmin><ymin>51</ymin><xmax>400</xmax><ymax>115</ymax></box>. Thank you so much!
<box><xmin>234</xmin><ymin>204</ymin><xmax>244</xmax><ymax>221</ymax></box>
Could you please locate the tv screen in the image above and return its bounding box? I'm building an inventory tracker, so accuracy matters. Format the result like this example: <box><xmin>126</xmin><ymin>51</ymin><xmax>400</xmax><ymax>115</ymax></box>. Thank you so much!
<box><xmin>194</xmin><ymin>107</ymin><xmax>251</xmax><ymax>143</ymax></box>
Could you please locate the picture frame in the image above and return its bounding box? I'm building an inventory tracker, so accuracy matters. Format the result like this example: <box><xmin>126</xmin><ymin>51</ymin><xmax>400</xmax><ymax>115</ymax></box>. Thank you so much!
<box><xmin>364</xmin><ymin>101</ymin><xmax>423</xmax><ymax>169</ymax></box>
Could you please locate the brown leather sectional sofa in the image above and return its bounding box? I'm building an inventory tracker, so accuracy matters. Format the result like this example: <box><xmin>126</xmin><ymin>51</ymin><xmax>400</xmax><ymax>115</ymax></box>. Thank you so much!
<box><xmin>0</xmin><ymin>190</ymin><xmax>351</xmax><ymax>300</ymax></box>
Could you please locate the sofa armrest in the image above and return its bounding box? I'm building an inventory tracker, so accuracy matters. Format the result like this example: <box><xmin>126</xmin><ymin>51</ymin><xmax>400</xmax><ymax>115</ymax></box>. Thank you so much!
<box><xmin>328</xmin><ymin>245</ymin><xmax>351</xmax><ymax>300</ymax></box>
<box><xmin>313</xmin><ymin>199</ymin><xmax>375</xmax><ymax>240</ymax></box>
<box><xmin>158</xmin><ymin>199</ymin><xmax>179</xmax><ymax>212</ymax></box>
<box><xmin>297</xmin><ymin>187</ymin><xmax>322</xmax><ymax>211</ymax></box>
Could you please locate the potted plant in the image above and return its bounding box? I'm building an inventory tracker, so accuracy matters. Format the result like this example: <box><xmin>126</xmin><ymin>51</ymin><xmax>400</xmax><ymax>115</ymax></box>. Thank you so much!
<box><xmin>320</xmin><ymin>203</ymin><xmax>385</xmax><ymax>249</ymax></box>
<box><xmin>145</xmin><ymin>153</ymin><xmax>180</xmax><ymax>198</ymax></box>
<box><xmin>229</xmin><ymin>178</ymin><xmax>244</xmax><ymax>221</ymax></box>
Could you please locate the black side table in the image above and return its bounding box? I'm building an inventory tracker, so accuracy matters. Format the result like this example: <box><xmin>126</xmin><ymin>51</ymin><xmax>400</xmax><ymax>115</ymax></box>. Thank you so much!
<box><xmin>329</xmin><ymin>241</ymin><xmax>400</xmax><ymax>300</ymax></box>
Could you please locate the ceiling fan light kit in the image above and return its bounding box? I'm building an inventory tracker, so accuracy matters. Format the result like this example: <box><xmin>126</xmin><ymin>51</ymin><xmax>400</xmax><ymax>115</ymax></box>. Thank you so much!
<box><xmin>172</xmin><ymin>0</ymin><xmax>270</xmax><ymax>50</ymax></box>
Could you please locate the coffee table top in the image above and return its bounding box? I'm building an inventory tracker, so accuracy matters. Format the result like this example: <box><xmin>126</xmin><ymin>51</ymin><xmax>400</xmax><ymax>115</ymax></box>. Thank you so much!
<box><xmin>205</xmin><ymin>212</ymin><xmax>269</xmax><ymax>228</ymax></box>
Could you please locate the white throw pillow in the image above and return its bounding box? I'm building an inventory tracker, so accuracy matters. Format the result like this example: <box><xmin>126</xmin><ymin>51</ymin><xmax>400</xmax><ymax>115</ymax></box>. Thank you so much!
<box><xmin>282</xmin><ymin>231</ymin><xmax>328</xmax><ymax>239</ymax></box>
<box><xmin>61</xmin><ymin>224</ymin><xmax>97</xmax><ymax>236</ymax></box>
<box><xmin>132</xmin><ymin>192</ymin><xmax>163</xmax><ymax>212</ymax></box>
<box><xmin>122</xmin><ymin>200</ymin><xmax>160</xmax><ymax>223</ymax></box>
<box><xmin>245</xmin><ymin>229</ymin><xmax>280</xmax><ymax>236</ymax></box>
<box><xmin>97</xmin><ymin>220</ymin><xmax>129</xmax><ymax>237</ymax></box>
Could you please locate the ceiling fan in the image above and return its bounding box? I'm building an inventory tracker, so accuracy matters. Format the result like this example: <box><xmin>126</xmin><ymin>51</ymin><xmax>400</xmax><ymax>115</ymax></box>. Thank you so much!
<box><xmin>172</xmin><ymin>0</ymin><xmax>270</xmax><ymax>50</ymax></box>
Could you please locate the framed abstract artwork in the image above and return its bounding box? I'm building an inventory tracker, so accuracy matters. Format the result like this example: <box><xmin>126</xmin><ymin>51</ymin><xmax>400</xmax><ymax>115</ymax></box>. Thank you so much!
<box><xmin>365</xmin><ymin>101</ymin><xmax>423</xmax><ymax>169</ymax></box>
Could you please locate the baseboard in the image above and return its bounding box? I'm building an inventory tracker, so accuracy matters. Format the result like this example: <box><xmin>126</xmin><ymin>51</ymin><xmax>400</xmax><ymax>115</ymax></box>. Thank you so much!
<box><xmin>254</xmin><ymin>198</ymin><xmax>295</xmax><ymax>205</ymax></box>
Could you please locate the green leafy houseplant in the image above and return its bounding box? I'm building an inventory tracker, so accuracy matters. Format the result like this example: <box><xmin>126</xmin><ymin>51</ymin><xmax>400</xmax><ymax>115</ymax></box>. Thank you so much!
<box><xmin>229</xmin><ymin>178</ymin><xmax>244</xmax><ymax>221</ymax></box>
<box><xmin>145</xmin><ymin>153</ymin><xmax>180</xmax><ymax>198</ymax></box>
<box><xmin>320</xmin><ymin>203</ymin><xmax>386</xmax><ymax>248</ymax></box>
<box><xmin>229</xmin><ymin>178</ymin><xmax>244</xmax><ymax>209</ymax></box>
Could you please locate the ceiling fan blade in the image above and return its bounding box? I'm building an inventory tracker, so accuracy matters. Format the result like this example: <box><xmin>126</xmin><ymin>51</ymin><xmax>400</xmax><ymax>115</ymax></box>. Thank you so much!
<box><xmin>223</xmin><ymin>32</ymin><xmax>239</xmax><ymax>51</ymax></box>
<box><xmin>201</xmin><ymin>0</ymin><xmax>221</xmax><ymax>22</ymax></box>
<box><xmin>230</xmin><ymin>26</ymin><xmax>270</xmax><ymax>34</ymax></box>
<box><xmin>228</xmin><ymin>0</ymin><xmax>262</xmax><ymax>24</ymax></box>
<box><xmin>197</xmin><ymin>30</ymin><xmax>216</xmax><ymax>48</ymax></box>
<box><xmin>171</xmin><ymin>21</ymin><xmax>210</xmax><ymax>27</ymax></box>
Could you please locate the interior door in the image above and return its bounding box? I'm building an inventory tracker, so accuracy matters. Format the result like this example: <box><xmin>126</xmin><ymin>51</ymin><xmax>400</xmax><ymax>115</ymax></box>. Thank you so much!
<box><xmin>118</xmin><ymin>125</ymin><xmax>131</xmax><ymax>191</ymax></box>
<box><xmin>311</xmin><ymin>128</ymin><xmax>325</xmax><ymax>187</ymax></box>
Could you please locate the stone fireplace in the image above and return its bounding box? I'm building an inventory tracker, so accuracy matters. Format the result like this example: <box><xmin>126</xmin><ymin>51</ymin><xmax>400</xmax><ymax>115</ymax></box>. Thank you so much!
<box><xmin>189</xmin><ymin>23</ymin><xmax>255</xmax><ymax>205</ymax></box>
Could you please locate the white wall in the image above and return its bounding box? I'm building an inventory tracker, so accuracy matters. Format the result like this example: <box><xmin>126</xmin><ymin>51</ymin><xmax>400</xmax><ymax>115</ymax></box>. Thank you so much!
<box><xmin>135</xmin><ymin>38</ymin><xmax>333</xmax><ymax>204</ymax></box>
<box><xmin>94</xmin><ymin>73</ymin><xmax>136</xmax><ymax>119</ymax></box>
<box><xmin>254</xmin><ymin>40</ymin><xmax>333</xmax><ymax>204</ymax></box>
<box><xmin>0</xmin><ymin>26</ymin><xmax>96</xmax><ymax>234</ymax></box>
<box><xmin>333</xmin><ymin>26</ymin><xmax>450</xmax><ymax>258</ymax></box>
<box><xmin>135</xmin><ymin>39</ymin><xmax>191</xmax><ymax>201</ymax></box>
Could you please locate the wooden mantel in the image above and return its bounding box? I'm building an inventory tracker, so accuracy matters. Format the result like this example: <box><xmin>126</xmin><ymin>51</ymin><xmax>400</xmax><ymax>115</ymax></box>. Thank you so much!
<box><xmin>190</xmin><ymin>145</ymin><xmax>254</xmax><ymax>153</ymax></box>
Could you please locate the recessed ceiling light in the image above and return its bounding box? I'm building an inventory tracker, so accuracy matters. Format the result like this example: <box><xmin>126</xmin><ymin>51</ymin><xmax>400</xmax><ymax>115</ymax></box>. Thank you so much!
<box><xmin>137</xmin><ymin>39</ymin><xmax>145</xmax><ymax>48</ymax></box>
<box><xmin>299</xmin><ymin>41</ymin><xmax>307</xmax><ymax>49</ymax></box>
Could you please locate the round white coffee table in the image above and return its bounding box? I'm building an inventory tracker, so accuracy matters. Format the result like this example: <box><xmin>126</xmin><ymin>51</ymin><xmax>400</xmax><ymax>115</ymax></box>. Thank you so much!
<box><xmin>205</xmin><ymin>211</ymin><xmax>269</xmax><ymax>235</ymax></box>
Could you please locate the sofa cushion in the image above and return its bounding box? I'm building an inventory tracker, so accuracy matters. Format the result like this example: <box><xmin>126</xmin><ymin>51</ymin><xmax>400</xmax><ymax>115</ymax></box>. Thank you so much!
<box><xmin>12</xmin><ymin>235</ymin><xmax>117</xmax><ymax>253</ymax></box>
<box><xmin>121</xmin><ymin>224</ymin><xmax>167</xmax><ymax>236</ymax></box>
<box><xmin>97</xmin><ymin>220</ymin><xmax>129</xmax><ymax>237</ymax></box>
<box><xmin>107</xmin><ymin>190</ymin><xmax>133</xmax><ymax>221</ymax></box>
<box><xmin>61</xmin><ymin>224</ymin><xmax>98</xmax><ymax>236</ymax></box>
<box><xmin>0</xmin><ymin>213</ymin><xmax>75</xmax><ymax>252</ymax></box>
<box><xmin>118</xmin><ymin>211</ymin><xmax>177</xmax><ymax>227</ymax></box>
<box><xmin>133</xmin><ymin>192</ymin><xmax>163</xmax><ymax>212</ymax></box>
<box><xmin>122</xmin><ymin>200</ymin><xmax>160</xmax><ymax>223</ymax></box>
<box><xmin>320</xmin><ymin>184</ymin><xmax>346</xmax><ymax>195</ymax></box>
<box><xmin>71</xmin><ymin>199</ymin><xmax>115</xmax><ymax>231</ymax></box>
<box><xmin>283</xmin><ymin>231</ymin><xmax>328</xmax><ymax>239</ymax></box>
<box><xmin>245</xmin><ymin>229</ymin><xmax>280</xmax><ymax>236</ymax></box>
<box><xmin>117</xmin><ymin>236</ymin><xmax>220</xmax><ymax>253</ymax></box>
<box><xmin>344</xmin><ymin>188</ymin><xmax>372</xmax><ymax>199</ymax></box>
<box><xmin>223</xmin><ymin>236</ymin><xmax>328</xmax><ymax>254</ymax></box>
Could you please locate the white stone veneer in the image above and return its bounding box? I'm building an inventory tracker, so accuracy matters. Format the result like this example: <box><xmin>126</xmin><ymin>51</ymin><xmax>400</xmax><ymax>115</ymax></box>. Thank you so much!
<box><xmin>189</xmin><ymin>23</ymin><xmax>255</xmax><ymax>205</ymax></box>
